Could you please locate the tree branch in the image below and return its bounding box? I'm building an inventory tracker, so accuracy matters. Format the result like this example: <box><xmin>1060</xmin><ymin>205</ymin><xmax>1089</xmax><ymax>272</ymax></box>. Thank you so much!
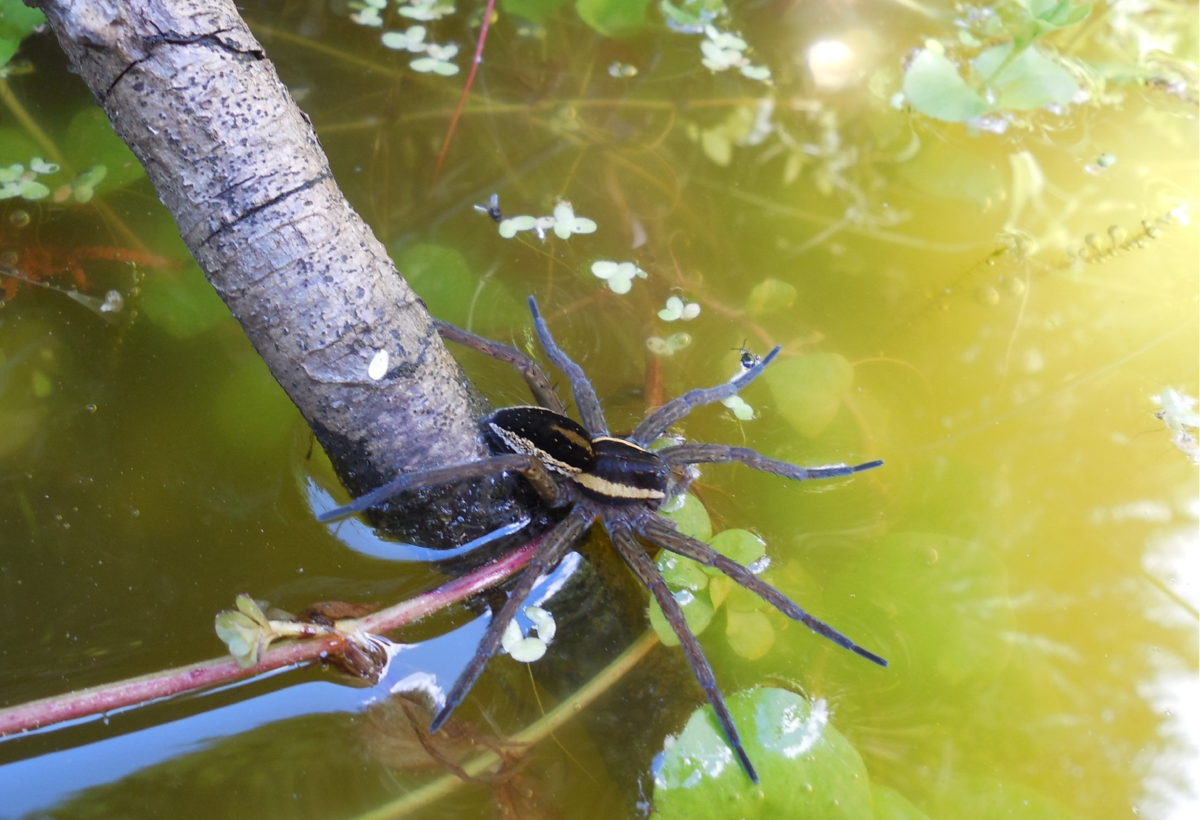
<box><xmin>29</xmin><ymin>0</ymin><xmax>524</xmax><ymax>538</ymax></box>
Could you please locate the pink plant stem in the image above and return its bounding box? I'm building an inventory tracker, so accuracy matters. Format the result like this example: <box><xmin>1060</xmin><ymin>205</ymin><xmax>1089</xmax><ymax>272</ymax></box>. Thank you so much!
<box><xmin>0</xmin><ymin>539</ymin><xmax>539</xmax><ymax>738</ymax></box>
<box><xmin>431</xmin><ymin>0</ymin><xmax>495</xmax><ymax>183</ymax></box>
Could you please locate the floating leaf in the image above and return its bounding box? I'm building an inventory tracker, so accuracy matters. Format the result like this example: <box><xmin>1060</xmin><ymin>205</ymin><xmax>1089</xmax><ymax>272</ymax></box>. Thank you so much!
<box><xmin>973</xmin><ymin>43</ymin><xmax>1079</xmax><ymax>111</ymax></box>
<box><xmin>381</xmin><ymin>25</ymin><xmax>427</xmax><ymax>52</ymax></box>
<box><xmin>657</xmin><ymin>493</ymin><xmax>713</xmax><ymax>542</ymax></box>
<box><xmin>740</xmin><ymin>64</ymin><xmax>771</xmax><ymax>81</ymax></box>
<box><xmin>29</xmin><ymin>157</ymin><xmax>59</xmax><ymax>174</ymax></box>
<box><xmin>0</xmin><ymin>0</ymin><xmax>44</xmax><ymax>69</ymax></box>
<box><xmin>16</xmin><ymin>179</ymin><xmax>48</xmax><ymax>200</ymax></box>
<box><xmin>658</xmin><ymin>295</ymin><xmax>701</xmax><ymax>321</ymax></box>
<box><xmin>411</xmin><ymin>43</ymin><xmax>459</xmax><ymax>75</ymax></box>
<box><xmin>660</xmin><ymin>0</ymin><xmax>723</xmax><ymax>33</ymax></box>
<box><xmin>397</xmin><ymin>0</ymin><xmax>456</xmax><ymax>21</ymax></box>
<box><xmin>646</xmin><ymin>333</ymin><xmax>693</xmax><ymax>355</ymax></box>
<box><xmin>499</xmin><ymin>214</ymin><xmax>537</xmax><ymax>238</ymax></box>
<box><xmin>902</xmin><ymin>49</ymin><xmax>989</xmax><ymax>122</ymax></box>
<box><xmin>658</xmin><ymin>551</ymin><xmax>710</xmax><ymax>591</ymax></box>
<box><xmin>721</xmin><ymin>395</ymin><xmax>755</xmax><ymax>420</ymax></box>
<box><xmin>652</xmin><ymin>688</ymin><xmax>874</xmax><ymax>820</ymax></box>
<box><xmin>649</xmin><ymin>586</ymin><xmax>714</xmax><ymax>646</ymax></box>
<box><xmin>591</xmin><ymin>260</ymin><xmax>646</xmax><ymax>294</ymax></box>
<box><xmin>707</xmin><ymin>528</ymin><xmax>766</xmax><ymax>569</ymax></box>
<box><xmin>552</xmin><ymin>201</ymin><xmax>597</xmax><ymax>238</ymax></box>
<box><xmin>763</xmin><ymin>353</ymin><xmax>854</xmax><ymax>438</ymax></box>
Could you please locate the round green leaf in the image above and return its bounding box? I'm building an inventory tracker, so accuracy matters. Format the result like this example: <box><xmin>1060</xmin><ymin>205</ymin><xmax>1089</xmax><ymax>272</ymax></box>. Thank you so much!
<box><xmin>575</xmin><ymin>0</ymin><xmax>650</xmax><ymax>37</ymax></box>
<box><xmin>658</xmin><ymin>551</ymin><xmax>710</xmax><ymax>591</ymax></box>
<box><xmin>63</xmin><ymin>107</ymin><xmax>146</xmax><ymax>193</ymax></box>
<box><xmin>902</xmin><ymin>49</ymin><xmax>990</xmax><ymax>122</ymax></box>
<box><xmin>763</xmin><ymin>353</ymin><xmax>854</xmax><ymax>438</ymax></box>
<box><xmin>0</xmin><ymin>0</ymin><xmax>45</xmax><ymax>69</ymax></box>
<box><xmin>649</xmin><ymin>587</ymin><xmax>714</xmax><ymax>646</ymax></box>
<box><xmin>829</xmin><ymin>532</ymin><xmax>1014</xmax><ymax>688</ymax></box>
<box><xmin>658</xmin><ymin>493</ymin><xmax>713</xmax><ymax>542</ymax></box>
<box><xmin>872</xmin><ymin>785</ymin><xmax>932</xmax><ymax>820</ymax></box>
<box><xmin>708</xmin><ymin>528</ymin><xmax>767</xmax><ymax>569</ymax></box>
<box><xmin>973</xmin><ymin>44</ymin><xmax>1079</xmax><ymax>111</ymax></box>
<box><xmin>725</xmin><ymin>609</ymin><xmax>774</xmax><ymax>660</ymax></box>
<box><xmin>652</xmin><ymin>688</ymin><xmax>874</xmax><ymax>820</ymax></box>
<box><xmin>745</xmin><ymin>278</ymin><xmax>798</xmax><ymax>315</ymax></box>
<box><xmin>139</xmin><ymin>264</ymin><xmax>232</xmax><ymax>339</ymax></box>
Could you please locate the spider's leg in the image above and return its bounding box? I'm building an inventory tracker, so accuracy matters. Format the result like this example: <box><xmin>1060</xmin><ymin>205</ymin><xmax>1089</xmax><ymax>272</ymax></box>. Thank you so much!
<box><xmin>526</xmin><ymin>297</ymin><xmax>609</xmax><ymax>436</ymax></box>
<box><xmin>630</xmin><ymin>347</ymin><xmax>782</xmax><ymax>446</ymax></box>
<box><xmin>605</xmin><ymin>517</ymin><xmax>759</xmax><ymax>784</ymax></box>
<box><xmin>430</xmin><ymin>504</ymin><xmax>595</xmax><ymax>733</ymax></box>
<box><xmin>661</xmin><ymin>443</ymin><xmax>883</xmax><ymax>480</ymax></box>
<box><xmin>637</xmin><ymin>513</ymin><xmax>888</xmax><ymax>668</ymax></box>
<box><xmin>434</xmin><ymin>318</ymin><xmax>566</xmax><ymax>415</ymax></box>
<box><xmin>317</xmin><ymin>454</ymin><xmax>568</xmax><ymax>523</ymax></box>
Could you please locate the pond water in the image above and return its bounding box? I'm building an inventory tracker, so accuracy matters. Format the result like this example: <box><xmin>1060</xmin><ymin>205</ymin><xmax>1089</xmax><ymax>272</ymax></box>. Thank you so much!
<box><xmin>0</xmin><ymin>1</ymin><xmax>1196</xmax><ymax>818</ymax></box>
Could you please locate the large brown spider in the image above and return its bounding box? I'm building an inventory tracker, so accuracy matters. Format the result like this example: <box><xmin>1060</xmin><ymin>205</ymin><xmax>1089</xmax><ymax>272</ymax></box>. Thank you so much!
<box><xmin>319</xmin><ymin>297</ymin><xmax>886</xmax><ymax>782</ymax></box>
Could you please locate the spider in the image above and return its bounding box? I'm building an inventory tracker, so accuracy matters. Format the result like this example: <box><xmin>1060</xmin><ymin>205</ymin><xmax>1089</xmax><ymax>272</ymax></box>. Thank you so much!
<box><xmin>319</xmin><ymin>297</ymin><xmax>886</xmax><ymax>783</ymax></box>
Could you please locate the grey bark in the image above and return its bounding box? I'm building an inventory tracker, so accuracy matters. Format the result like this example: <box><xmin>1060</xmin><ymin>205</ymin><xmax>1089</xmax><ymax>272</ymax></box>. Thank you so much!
<box><xmin>30</xmin><ymin>0</ymin><xmax>524</xmax><ymax>538</ymax></box>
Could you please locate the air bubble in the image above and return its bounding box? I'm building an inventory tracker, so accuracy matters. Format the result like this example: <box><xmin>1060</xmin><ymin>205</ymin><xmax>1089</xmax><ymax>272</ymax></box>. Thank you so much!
<box><xmin>974</xmin><ymin>285</ymin><xmax>1000</xmax><ymax>307</ymax></box>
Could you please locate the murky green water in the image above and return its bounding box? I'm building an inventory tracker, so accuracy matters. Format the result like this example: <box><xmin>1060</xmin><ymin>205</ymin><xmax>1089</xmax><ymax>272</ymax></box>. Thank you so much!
<box><xmin>0</xmin><ymin>1</ymin><xmax>1196</xmax><ymax>818</ymax></box>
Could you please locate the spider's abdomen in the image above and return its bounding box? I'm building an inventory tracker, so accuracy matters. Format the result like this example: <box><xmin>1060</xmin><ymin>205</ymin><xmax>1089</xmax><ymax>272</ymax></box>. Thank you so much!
<box><xmin>575</xmin><ymin>437</ymin><xmax>668</xmax><ymax>506</ymax></box>
<box><xmin>485</xmin><ymin>406</ymin><xmax>595</xmax><ymax>477</ymax></box>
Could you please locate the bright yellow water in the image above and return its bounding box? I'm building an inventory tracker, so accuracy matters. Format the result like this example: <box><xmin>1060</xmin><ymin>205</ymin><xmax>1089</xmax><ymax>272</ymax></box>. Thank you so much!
<box><xmin>0</xmin><ymin>1</ymin><xmax>1196</xmax><ymax>819</ymax></box>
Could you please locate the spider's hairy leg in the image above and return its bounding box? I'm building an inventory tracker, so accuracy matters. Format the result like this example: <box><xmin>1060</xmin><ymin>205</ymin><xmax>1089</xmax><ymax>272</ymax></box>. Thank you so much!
<box><xmin>631</xmin><ymin>346</ymin><xmax>782</xmax><ymax>446</ymax></box>
<box><xmin>433</xmin><ymin>318</ymin><xmax>566</xmax><ymax>415</ymax></box>
<box><xmin>430</xmin><ymin>505</ymin><xmax>595</xmax><ymax>733</ymax></box>
<box><xmin>637</xmin><ymin>513</ymin><xmax>888</xmax><ymax>668</ymax></box>
<box><xmin>526</xmin><ymin>297</ymin><xmax>609</xmax><ymax>436</ymax></box>
<box><xmin>317</xmin><ymin>454</ymin><xmax>568</xmax><ymax>523</ymax></box>
<box><xmin>661</xmin><ymin>443</ymin><xmax>884</xmax><ymax>481</ymax></box>
<box><xmin>605</xmin><ymin>517</ymin><xmax>760</xmax><ymax>784</ymax></box>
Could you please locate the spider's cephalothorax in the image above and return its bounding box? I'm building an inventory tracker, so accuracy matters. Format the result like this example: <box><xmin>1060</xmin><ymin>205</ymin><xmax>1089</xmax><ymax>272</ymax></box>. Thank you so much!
<box><xmin>485</xmin><ymin>406</ymin><xmax>670</xmax><ymax>505</ymax></box>
<box><xmin>319</xmin><ymin>298</ymin><xmax>887</xmax><ymax>784</ymax></box>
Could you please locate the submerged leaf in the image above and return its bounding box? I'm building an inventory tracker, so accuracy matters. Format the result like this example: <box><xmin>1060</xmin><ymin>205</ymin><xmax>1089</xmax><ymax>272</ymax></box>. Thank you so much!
<box><xmin>745</xmin><ymin>278</ymin><xmax>797</xmax><ymax>315</ymax></box>
<box><xmin>873</xmin><ymin>784</ymin><xmax>933</xmax><ymax>820</ymax></box>
<box><xmin>575</xmin><ymin>0</ymin><xmax>651</xmax><ymax>37</ymax></box>
<box><xmin>764</xmin><ymin>353</ymin><xmax>854</xmax><ymax>438</ymax></box>
<box><xmin>725</xmin><ymin>609</ymin><xmax>774</xmax><ymax>660</ymax></box>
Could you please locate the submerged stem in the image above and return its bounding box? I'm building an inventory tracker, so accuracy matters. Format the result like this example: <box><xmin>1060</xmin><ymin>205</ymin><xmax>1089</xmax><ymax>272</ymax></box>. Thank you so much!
<box><xmin>352</xmin><ymin>630</ymin><xmax>660</xmax><ymax>820</ymax></box>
